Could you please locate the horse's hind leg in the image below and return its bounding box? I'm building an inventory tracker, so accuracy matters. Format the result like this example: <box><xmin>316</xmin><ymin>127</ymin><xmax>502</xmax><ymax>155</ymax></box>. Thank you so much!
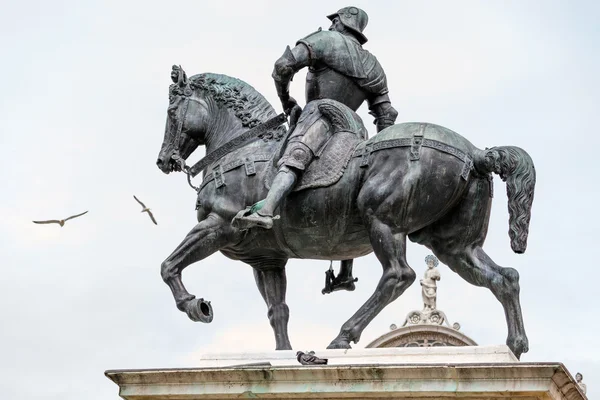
<box><xmin>161</xmin><ymin>213</ymin><xmax>238</xmax><ymax>322</ymax></box>
<box><xmin>248</xmin><ymin>258</ymin><xmax>291</xmax><ymax>350</ymax></box>
<box><xmin>328</xmin><ymin>219</ymin><xmax>416</xmax><ymax>349</ymax></box>
<box><xmin>435</xmin><ymin>246</ymin><xmax>528</xmax><ymax>358</ymax></box>
<box><xmin>415</xmin><ymin>177</ymin><xmax>529</xmax><ymax>358</ymax></box>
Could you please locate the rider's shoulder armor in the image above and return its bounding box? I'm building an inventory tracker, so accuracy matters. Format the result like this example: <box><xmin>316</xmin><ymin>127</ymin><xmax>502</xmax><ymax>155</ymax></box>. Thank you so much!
<box><xmin>296</xmin><ymin>30</ymin><xmax>388</xmax><ymax>96</ymax></box>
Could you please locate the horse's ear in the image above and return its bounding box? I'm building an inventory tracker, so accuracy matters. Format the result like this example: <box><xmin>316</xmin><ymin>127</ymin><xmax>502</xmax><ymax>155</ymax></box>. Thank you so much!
<box><xmin>178</xmin><ymin>65</ymin><xmax>188</xmax><ymax>87</ymax></box>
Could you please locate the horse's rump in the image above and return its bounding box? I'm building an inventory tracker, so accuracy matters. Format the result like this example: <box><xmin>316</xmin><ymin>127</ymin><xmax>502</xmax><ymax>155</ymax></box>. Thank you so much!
<box><xmin>278</xmin><ymin>121</ymin><xmax>482</xmax><ymax>258</ymax></box>
<box><xmin>370</xmin><ymin>122</ymin><xmax>477</xmax><ymax>149</ymax></box>
<box><xmin>356</xmin><ymin>122</ymin><xmax>479</xmax><ymax>169</ymax></box>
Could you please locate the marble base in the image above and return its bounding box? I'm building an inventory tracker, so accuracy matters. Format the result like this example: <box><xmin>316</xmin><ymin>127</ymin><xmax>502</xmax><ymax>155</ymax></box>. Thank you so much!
<box><xmin>195</xmin><ymin>344</ymin><xmax>517</xmax><ymax>367</ymax></box>
<box><xmin>106</xmin><ymin>346</ymin><xmax>586</xmax><ymax>400</ymax></box>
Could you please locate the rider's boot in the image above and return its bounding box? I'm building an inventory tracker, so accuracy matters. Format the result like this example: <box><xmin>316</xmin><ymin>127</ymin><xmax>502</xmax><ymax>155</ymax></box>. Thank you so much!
<box><xmin>322</xmin><ymin>259</ymin><xmax>358</xmax><ymax>294</ymax></box>
<box><xmin>232</xmin><ymin>167</ymin><xmax>297</xmax><ymax>230</ymax></box>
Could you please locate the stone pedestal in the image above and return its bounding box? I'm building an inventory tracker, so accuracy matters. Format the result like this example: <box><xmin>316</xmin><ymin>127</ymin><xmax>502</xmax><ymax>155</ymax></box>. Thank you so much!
<box><xmin>105</xmin><ymin>346</ymin><xmax>586</xmax><ymax>400</ymax></box>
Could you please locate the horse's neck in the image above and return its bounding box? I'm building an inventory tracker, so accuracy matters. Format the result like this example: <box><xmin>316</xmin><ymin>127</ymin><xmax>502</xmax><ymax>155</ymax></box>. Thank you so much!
<box><xmin>204</xmin><ymin>108</ymin><xmax>245</xmax><ymax>153</ymax></box>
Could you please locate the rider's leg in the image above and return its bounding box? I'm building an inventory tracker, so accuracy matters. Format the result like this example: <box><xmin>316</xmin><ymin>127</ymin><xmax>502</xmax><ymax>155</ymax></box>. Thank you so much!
<box><xmin>337</xmin><ymin>259</ymin><xmax>357</xmax><ymax>286</ymax></box>
<box><xmin>233</xmin><ymin>142</ymin><xmax>313</xmax><ymax>230</ymax></box>
<box><xmin>323</xmin><ymin>259</ymin><xmax>358</xmax><ymax>294</ymax></box>
<box><xmin>258</xmin><ymin>141</ymin><xmax>313</xmax><ymax>217</ymax></box>
<box><xmin>257</xmin><ymin>166</ymin><xmax>298</xmax><ymax>217</ymax></box>
<box><xmin>232</xmin><ymin>166</ymin><xmax>299</xmax><ymax>230</ymax></box>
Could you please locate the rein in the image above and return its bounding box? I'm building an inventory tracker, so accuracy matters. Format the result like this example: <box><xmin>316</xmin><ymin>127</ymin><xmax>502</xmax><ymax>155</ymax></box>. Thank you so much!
<box><xmin>168</xmin><ymin>95</ymin><xmax>199</xmax><ymax>191</ymax></box>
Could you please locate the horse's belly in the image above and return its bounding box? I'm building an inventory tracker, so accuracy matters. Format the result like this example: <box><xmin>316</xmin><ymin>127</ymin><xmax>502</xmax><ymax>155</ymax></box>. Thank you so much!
<box><xmin>279</xmin><ymin>162</ymin><xmax>371</xmax><ymax>259</ymax></box>
<box><xmin>284</xmin><ymin>222</ymin><xmax>371</xmax><ymax>260</ymax></box>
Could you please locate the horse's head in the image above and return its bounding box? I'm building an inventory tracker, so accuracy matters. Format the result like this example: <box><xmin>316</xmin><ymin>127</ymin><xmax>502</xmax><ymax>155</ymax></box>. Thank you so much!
<box><xmin>157</xmin><ymin>68</ymin><xmax>286</xmax><ymax>174</ymax></box>
<box><xmin>156</xmin><ymin>65</ymin><xmax>210</xmax><ymax>174</ymax></box>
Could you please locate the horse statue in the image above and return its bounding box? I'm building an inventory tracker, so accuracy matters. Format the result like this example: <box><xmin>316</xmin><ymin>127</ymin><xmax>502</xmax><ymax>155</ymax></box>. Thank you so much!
<box><xmin>156</xmin><ymin>68</ymin><xmax>536</xmax><ymax>359</ymax></box>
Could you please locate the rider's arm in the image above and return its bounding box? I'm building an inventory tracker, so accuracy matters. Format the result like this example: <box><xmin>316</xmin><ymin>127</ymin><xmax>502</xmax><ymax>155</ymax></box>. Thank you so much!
<box><xmin>272</xmin><ymin>44</ymin><xmax>310</xmax><ymax>111</ymax></box>
<box><xmin>367</xmin><ymin>93</ymin><xmax>398</xmax><ymax>133</ymax></box>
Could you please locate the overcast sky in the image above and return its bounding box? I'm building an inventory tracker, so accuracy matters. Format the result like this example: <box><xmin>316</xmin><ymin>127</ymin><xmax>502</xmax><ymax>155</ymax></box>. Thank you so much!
<box><xmin>1</xmin><ymin>0</ymin><xmax>598</xmax><ymax>399</ymax></box>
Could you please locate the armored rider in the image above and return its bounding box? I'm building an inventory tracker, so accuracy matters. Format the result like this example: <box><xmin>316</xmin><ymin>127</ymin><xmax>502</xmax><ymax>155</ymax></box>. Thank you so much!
<box><xmin>234</xmin><ymin>7</ymin><xmax>398</xmax><ymax>289</ymax></box>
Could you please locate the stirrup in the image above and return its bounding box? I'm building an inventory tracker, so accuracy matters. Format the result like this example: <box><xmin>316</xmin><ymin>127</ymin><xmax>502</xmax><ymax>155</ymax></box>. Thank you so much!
<box><xmin>322</xmin><ymin>264</ymin><xmax>358</xmax><ymax>294</ymax></box>
<box><xmin>232</xmin><ymin>209</ymin><xmax>279</xmax><ymax>230</ymax></box>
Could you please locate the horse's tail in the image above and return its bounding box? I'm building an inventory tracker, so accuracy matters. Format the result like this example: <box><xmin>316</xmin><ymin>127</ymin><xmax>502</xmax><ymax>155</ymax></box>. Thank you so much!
<box><xmin>474</xmin><ymin>146</ymin><xmax>536</xmax><ymax>254</ymax></box>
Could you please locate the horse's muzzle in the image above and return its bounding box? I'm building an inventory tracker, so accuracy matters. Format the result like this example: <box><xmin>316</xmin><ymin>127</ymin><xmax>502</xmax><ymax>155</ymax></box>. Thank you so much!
<box><xmin>156</xmin><ymin>157</ymin><xmax>175</xmax><ymax>174</ymax></box>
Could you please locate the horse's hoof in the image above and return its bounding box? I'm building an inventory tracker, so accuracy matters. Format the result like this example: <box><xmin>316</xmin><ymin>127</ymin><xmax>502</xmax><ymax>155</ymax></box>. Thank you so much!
<box><xmin>326</xmin><ymin>340</ymin><xmax>352</xmax><ymax>349</ymax></box>
<box><xmin>185</xmin><ymin>298</ymin><xmax>213</xmax><ymax>323</ymax></box>
<box><xmin>507</xmin><ymin>335</ymin><xmax>529</xmax><ymax>360</ymax></box>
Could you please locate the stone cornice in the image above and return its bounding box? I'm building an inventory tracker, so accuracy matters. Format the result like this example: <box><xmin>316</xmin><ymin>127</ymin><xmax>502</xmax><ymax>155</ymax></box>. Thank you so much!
<box><xmin>106</xmin><ymin>362</ymin><xmax>585</xmax><ymax>400</ymax></box>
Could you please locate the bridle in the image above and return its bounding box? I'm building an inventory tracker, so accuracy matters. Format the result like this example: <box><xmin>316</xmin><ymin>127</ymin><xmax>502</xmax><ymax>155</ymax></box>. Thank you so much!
<box><xmin>167</xmin><ymin>91</ymin><xmax>199</xmax><ymax>191</ymax></box>
<box><xmin>164</xmin><ymin>66</ymin><xmax>289</xmax><ymax>193</ymax></box>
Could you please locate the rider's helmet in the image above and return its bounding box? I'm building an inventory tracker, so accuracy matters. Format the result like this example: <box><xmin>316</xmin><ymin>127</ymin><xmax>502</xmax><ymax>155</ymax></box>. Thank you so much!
<box><xmin>327</xmin><ymin>6</ymin><xmax>369</xmax><ymax>44</ymax></box>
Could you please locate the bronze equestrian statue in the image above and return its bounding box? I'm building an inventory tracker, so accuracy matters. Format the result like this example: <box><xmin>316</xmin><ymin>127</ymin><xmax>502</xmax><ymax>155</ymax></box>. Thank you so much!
<box><xmin>155</xmin><ymin>7</ymin><xmax>536</xmax><ymax>359</ymax></box>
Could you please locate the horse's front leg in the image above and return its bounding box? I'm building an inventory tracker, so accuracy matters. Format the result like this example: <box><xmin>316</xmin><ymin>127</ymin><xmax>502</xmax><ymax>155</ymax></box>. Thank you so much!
<box><xmin>161</xmin><ymin>212</ymin><xmax>238</xmax><ymax>322</ymax></box>
<box><xmin>248</xmin><ymin>258</ymin><xmax>291</xmax><ymax>350</ymax></box>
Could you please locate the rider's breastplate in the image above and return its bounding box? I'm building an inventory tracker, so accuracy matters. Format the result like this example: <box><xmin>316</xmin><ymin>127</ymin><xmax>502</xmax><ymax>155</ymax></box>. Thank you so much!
<box><xmin>305</xmin><ymin>67</ymin><xmax>367</xmax><ymax>111</ymax></box>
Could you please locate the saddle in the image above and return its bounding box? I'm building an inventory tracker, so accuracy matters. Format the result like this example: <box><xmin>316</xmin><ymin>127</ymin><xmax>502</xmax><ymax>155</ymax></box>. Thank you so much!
<box><xmin>267</xmin><ymin>100</ymin><xmax>367</xmax><ymax>192</ymax></box>
<box><xmin>200</xmin><ymin>100</ymin><xmax>367</xmax><ymax>194</ymax></box>
<box><xmin>267</xmin><ymin>131</ymin><xmax>363</xmax><ymax>192</ymax></box>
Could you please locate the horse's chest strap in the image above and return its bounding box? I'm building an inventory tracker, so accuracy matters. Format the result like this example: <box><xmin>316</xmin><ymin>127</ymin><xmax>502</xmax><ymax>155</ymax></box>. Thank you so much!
<box><xmin>198</xmin><ymin>154</ymin><xmax>272</xmax><ymax>192</ymax></box>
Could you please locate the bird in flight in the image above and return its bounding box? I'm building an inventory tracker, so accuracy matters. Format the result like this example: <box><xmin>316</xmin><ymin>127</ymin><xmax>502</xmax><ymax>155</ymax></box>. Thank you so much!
<box><xmin>32</xmin><ymin>211</ymin><xmax>89</xmax><ymax>227</ymax></box>
<box><xmin>133</xmin><ymin>195</ymin><xmax>157</xmax><ymax>225</ymax></box>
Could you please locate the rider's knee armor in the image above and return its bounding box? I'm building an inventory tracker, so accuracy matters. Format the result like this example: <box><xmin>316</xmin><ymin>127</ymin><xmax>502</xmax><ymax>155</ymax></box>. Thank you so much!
<box><xmin>278</xmin><ymin>141</ymin><xmax>313</xmax><ymax>171</ymax></box>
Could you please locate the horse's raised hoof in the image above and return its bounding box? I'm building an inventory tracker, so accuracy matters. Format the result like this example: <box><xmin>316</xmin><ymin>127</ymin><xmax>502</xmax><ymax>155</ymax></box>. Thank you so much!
<box><xmin>507</xmin><ymin>335</ymin><xmax>529</xmax><ymax>360</ymax></box>
<box><xmin>184</xmin><ymin>298</ymin><xmax>213</xmax><ymax>323</ymax></box>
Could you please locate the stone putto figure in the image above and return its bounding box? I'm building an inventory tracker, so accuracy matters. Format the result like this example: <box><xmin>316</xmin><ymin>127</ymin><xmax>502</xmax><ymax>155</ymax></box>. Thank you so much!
<box><xmin>421</xmin><ymin>255</ymin><xmax>441</xmax><ymax>311</ymax></box>
<box><xmin>576</xmin><ymin>372</ymin><xmax>587</xmax><ymax>394</ymax></box>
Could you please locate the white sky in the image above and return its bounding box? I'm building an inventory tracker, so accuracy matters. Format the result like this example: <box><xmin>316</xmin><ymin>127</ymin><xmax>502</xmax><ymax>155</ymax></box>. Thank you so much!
<box><xmin>1</xmin><ymin>0</ymin><xmax>598</xmax><ymax>399</ymax></box>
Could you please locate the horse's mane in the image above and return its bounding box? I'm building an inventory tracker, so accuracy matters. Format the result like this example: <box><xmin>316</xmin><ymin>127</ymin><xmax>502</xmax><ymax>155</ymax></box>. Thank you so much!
<box><xmin>189</xmin><ymin>73</ymin><xmax>286</xmax><ymax>141</ymax></box>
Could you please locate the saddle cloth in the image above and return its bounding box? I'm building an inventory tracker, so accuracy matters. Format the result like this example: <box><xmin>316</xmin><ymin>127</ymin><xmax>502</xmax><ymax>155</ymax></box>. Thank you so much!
<box><xmin>267</xmin><ymin>131</ymin><xmax>362</xmax><ymax>192</ymax></box>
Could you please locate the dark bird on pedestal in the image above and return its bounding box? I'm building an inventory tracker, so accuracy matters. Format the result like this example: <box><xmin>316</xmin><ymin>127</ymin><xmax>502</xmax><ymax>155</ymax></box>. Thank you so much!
<box><xmin>32</xmin><ymin>211</ymin><xmax>88</xmax><ymax>227</ymax></box>
<box><xmin>296</xmin><ymin>351</ymin><xmax>328</xmax><ymax>365</ymax></box>
<box><xmin>134</xmin><ymin>195</ymin><xmax>157</xmax><ymax>225</ymax></box>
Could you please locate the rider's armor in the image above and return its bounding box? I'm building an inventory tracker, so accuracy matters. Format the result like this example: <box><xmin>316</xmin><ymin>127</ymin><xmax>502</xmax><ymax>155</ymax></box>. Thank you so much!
<box><xmin>326</xmin><ymin>6</ymin><xmax>369</xmax><ymax>45</ymax></box>
<box><xmin>233</xmin><ymin>7</ymin><xmax>398</xmax><ymax>235</ymax></box>
<box><xmin>273</xmin><ymin>28</ymin><xmax>397</xmax><ymax>170</ymax></box>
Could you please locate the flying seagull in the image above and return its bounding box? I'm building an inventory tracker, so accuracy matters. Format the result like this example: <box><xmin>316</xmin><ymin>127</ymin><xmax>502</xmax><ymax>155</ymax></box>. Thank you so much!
<box><xmin>133</xmin><ymin>195</ymin><xmax>157</xmax><ymax>225</ymax></box>
<box><xmin>32</xmin><ymin>211</ymin><xmax>89</xmax><ymax>227</ymax></box>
